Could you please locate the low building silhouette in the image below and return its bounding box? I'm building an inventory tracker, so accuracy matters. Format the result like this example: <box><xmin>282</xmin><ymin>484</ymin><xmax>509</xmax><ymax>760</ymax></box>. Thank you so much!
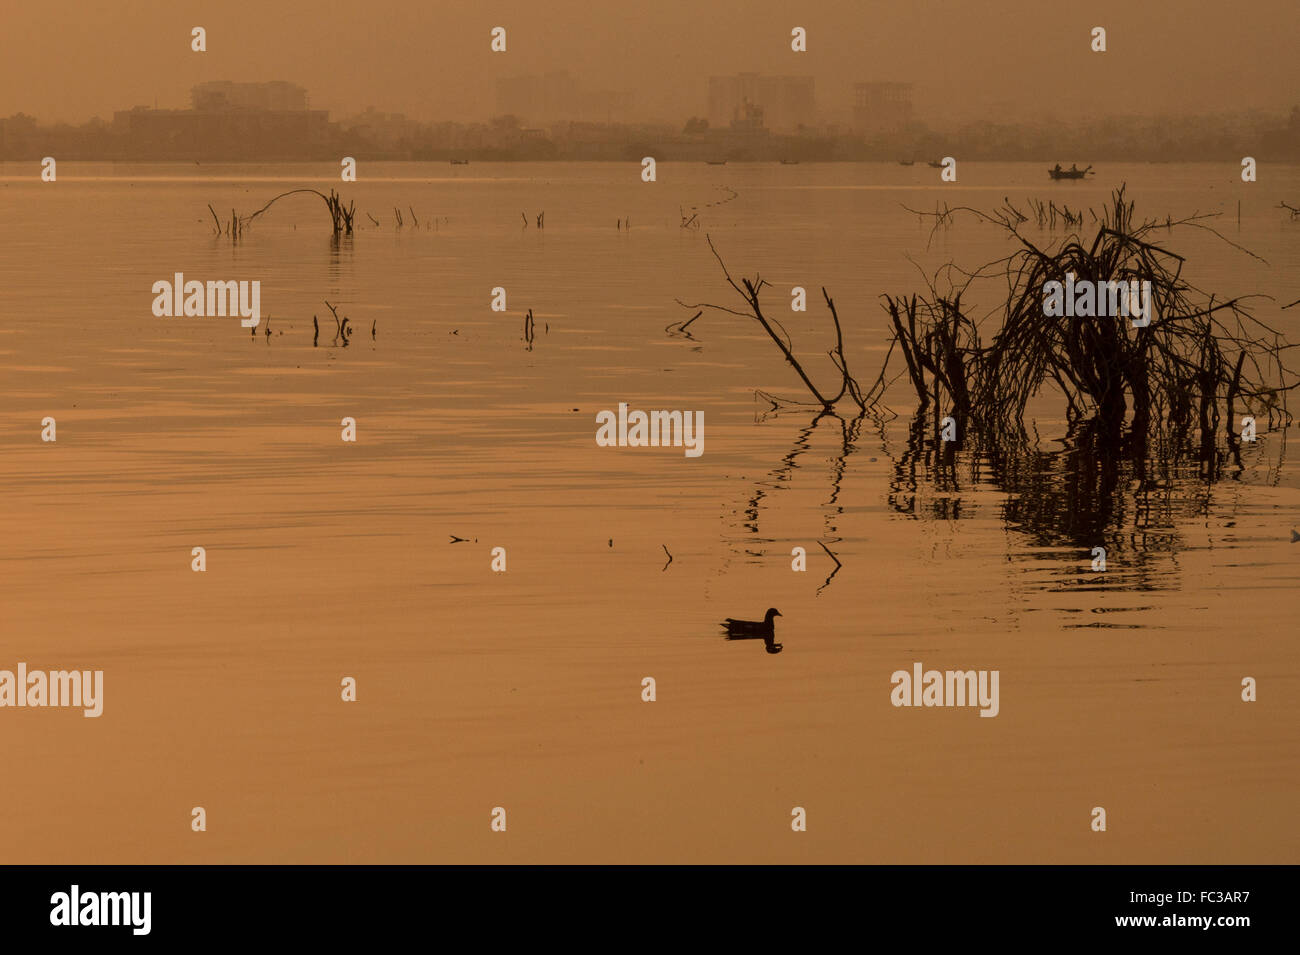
<box><xmin>110</xmin><ymin>81</ymin><xmax>330</xmax><ymax>159</ymax></box>
<box><xmin>707</xmin><ymin>74</ymin><xmax>816</xmax><ymax>132</ymax></box>
<box><xmin>853</xmin><ymin>82</ymin><xmax>914</xmax><ymax>135</ymax></box>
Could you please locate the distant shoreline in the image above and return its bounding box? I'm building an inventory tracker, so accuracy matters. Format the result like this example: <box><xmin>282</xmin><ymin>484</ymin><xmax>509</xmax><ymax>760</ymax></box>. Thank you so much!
<box><xmin>4</xmin><ymin>158</ymin><xmax>1299</xmax><ymax>167</ymax></box>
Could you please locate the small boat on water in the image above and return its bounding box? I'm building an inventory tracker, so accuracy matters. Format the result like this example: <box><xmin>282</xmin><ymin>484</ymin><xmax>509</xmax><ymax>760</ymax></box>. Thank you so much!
<box><xmin>779</xmin><ymin>159</ymin><xmax>799</xmax><ymax>165</ymax></box>
<box><xmin>450</xmin><ymin>159</ymin><xmax>469</xmax><ymax>165</ymax></box>
<box><xmin>927</xmin><ymin>159</ymin><xmax>945</xmax><ymax>168</ymax></box>
<box><xmin>706</xmin><ymin>160</ymin><xmax>727</xmax><ymax>165</ymax></box>
<box><xmin>898</xmin><ymin>159</ymin><xmax>915</xmax><ymax>166</ymax></box>
<box><xmin>1048</xmin><ymin>164</ymin><xmax>1092</xmax><ymax>180</ymax></box>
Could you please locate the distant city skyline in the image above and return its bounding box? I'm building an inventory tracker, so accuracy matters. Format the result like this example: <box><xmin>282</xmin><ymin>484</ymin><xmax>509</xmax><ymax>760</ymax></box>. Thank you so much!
<box><xmin>8</xmin><ymin>75</ymin><xmax>1294</xmax><ymax>136</ymax></box>
<box><xmin>496</xmin><ymin>72</ymin><xmax>633</xmax><ymax>125</ymax></box>
<box><xmin>4</xmin><ymin>74</ymin><xmax>1295</xmax><ymax>164</ymax></box>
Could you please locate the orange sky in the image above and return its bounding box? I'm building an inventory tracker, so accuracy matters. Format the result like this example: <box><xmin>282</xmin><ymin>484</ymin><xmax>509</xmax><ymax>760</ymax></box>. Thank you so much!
<box><xmin>2</xmin><ymin>0</ymin><xmax>1295</xmax><ymax>125</ymax></box>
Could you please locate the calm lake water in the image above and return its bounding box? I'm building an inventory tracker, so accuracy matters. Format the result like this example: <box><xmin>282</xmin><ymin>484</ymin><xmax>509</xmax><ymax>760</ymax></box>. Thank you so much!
<box><xmin>1</xmin><ymin>161</ymin><xmax>1297</xmax><ymax>862</ymax></box>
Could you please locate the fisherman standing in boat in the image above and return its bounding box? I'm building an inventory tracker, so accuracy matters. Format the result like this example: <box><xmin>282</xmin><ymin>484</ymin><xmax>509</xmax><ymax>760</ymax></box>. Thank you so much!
<box><xmin>1053</xmin><ymin>163</ymin><xmax>1062</xmax><ymax>175</ymax></box>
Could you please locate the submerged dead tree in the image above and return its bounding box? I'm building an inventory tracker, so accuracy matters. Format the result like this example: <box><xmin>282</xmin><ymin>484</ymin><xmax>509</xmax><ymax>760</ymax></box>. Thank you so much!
<box><xmin>209</xmin><ymin>188</ymin><xmax>356</xmax><ymax>237</ymax></box>
<box><xmin>684</xmin><ymin>188</ymin><xmax>1298</xmax><ymax>567</ymax></box>
<box><xmin>682</xmin><ymin>185</ymin><xmax>1295</xmax><ymax>484</ymax></box>
<box><xmin>322</xmin><ymin>301</ymin><xmax>355</xmax><ymax>347</ymax></box>
<box><xmin>883</xmin><ymin>186</ymin><xmax>1296</xmax><ymax>449</ymax></box>
<box><xmin>679</xmin><ymin>235</ymin><xmax>876</xmax><ymax>413</ymax></box>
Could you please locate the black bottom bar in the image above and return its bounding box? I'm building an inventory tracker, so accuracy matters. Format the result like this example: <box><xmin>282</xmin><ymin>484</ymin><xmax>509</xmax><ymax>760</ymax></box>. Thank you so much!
<box><xmin>0</xmin><ymin>864</ymin><xmax>1289</xmax><ymax>941</ymax></box>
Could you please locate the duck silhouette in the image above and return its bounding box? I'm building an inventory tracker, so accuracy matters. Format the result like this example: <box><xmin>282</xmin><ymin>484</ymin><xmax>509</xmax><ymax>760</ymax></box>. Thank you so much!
<box><xmin>721</xmin><ymin>608</ymin><xmax>783</xmax><ymax>654</ymax></box>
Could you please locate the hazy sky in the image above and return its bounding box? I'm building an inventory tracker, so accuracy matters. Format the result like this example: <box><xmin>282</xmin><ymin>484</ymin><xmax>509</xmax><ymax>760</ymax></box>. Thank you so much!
<box><xmin>3</xmin><ymin>0</ymin><xmax>1296</xmax><ymax>126</ymax></box>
